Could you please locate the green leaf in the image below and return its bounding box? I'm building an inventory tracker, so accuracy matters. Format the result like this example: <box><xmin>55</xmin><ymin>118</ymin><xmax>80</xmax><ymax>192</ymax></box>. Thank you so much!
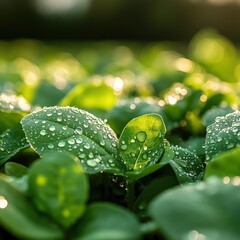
<box><xmin>4</xmin><ymin>162</ymin><xmax>28</xmax><ymax>177</ymax></box>
<box><xmin>0</xmin><ymin>93</ymin><xmax>30</xmax><ymax>133</ymax></box>
<box><xmin>73</xmin><ymin>202</ymin><xmax>141</xmax><ymax>240</ymax></box>
<box><xmin>170</xmin><ymin>146</ymin><xmax>204</xmax><ymax>184</ymax></box>
<box><xmin>204</xmin><ymin>148</ymin><xmax>240</xmax><ymax>178</ymax></box>
<box><xmin>28</xmin><ymin>152</ymin><xmax>89</xmax><ymax>228</ymax></box>
<box><xmin>21</xmin><ymin>106</ymin><xmax>122</xmax><ymax>174</ymax></box>
<box><xmin>205</xmin><ymin>110</ymin><xmax>240</xmax><ymax>161</ymax></box>
<box><xmin>149</xmin><ymin>177</ymin><xmax>240</xmax><ymax>240</ymax></box>
<box><xmin>118</xmin><ymin>114</ymin><xmax>166</xmax><ymax>173</ymax></box>
<box><xmin>0</xmin><ymin>178</ymin><xmax>63</xmax><ymax>240</ymax></box>
<box><xmin>0</xmin><ymin>124</ymin><xmax>29</xmax><ymax>165</ymax></box>
<box><xmin>60</xmin><ymin>81</ymin><xmax>116</xmax><ymax>112</ymax></box>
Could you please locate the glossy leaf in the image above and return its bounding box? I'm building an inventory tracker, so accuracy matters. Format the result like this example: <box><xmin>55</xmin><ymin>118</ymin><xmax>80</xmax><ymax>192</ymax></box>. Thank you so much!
<box><xmin>205</xmin><ymin>148</ymin><xmax>240</xmax><ymax>178</ymax></box>
<box><xmin>73</xmin><ymin>202</ymin><xmax>141</xmax><ymax>240</ymax></box>
<box><xmin>170</xmin><ymin>146</ymin><xmax>204</xmax><ymax>184</ymax></box>
<box><xmin>28</xmin><ymin>152</ymin><xmax>89</xmax><ymax>228</ymax></box>
<box><xmin>0</xmin><ymin>124</ymin><xmax>29</xmax><ymax>165</ymax></box>
<box><xmin>118</xmin><ymin>114</ymin><xmax>166</xmax><ymax>173</ymax></box>
<box><xmin>0</xmin><ymin>178</ymin><xmax>63</xmax><ymax>240</ymax></box>
<box><xmin>149</xmin><ymin>177</ymin><xmax>240</xmax><ymax>240</ymax></box>
<box><xmin>21</xmin><ymin>106</ymin><xmax>122</xmax><ymax>174</ymax></box>
<box><xmin>205</xmin><ymin>110</ymin><xmax>240</xmax><ymax>161</ymax></box>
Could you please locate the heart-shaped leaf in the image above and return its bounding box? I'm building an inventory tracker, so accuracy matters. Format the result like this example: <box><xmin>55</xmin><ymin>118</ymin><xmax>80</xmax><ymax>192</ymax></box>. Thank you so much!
<box><xmin>0</xmin><ymin>178</ymin><xmax>63</xmax><ymax>239</ymax></box>
<box><xmin>170</xmin><ymin>146</ymin><xmax>205</xmax><ymax>184</ymax></box>
<box><xmin>21</xmin><ymin>106</ymin><xmax>123</xmax><ymax>174</ymax></box>
<box><xmin>149</xmin><ymin>177</ymin><xmax>240</xmax><ymax>240</ymax></box>
<box><xmin>28</xmin><ymin>152</ymin><xmax>89</xmax><ymax>228</ymax></box>
<box><xmin>205</xmin><ymin>110</ymin><xmax>240</xmax><ymax>161</ymax></box>
<box><xmin>118</xmin><ymin>114</ymin><xmax>166</xmax><ymax>173</ymax></box>
<box><xmin>73</xmin><ymin>202</ymin><xmax>141</xmax><ymax>240</ymax></box>
<box><xmin>0</xmin><ymin>124</ymin><xmax>29</xmax><ymax>165</ymax></box>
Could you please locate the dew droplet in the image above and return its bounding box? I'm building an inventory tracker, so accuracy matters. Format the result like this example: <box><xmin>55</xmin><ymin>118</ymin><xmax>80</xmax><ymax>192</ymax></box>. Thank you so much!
<box><xmin>76</xmin><ymin>137</ymin><xmax>83</xmax><ymax>144</ymax></box>
<box><xmin>79</xmin><ymin>153</ymin><xmax>86</xmax><ymax>159</ymax></box>
<box><xmin>87</xmin><ymin>159</ymin><xmax>97</xmax><ymax>167</ymax></box>
<box><xmin>40</xmin><ymin>129</ymin><xmax>47</xmax><ymax>136</ymax></box>
<box><xmin>58</xmin><ymin>141</ymin><xmax>65</xmax><ymax>147</ymax></box>
<box><xmin>100</xmin><ymin>140</ymin><xmax>105</xmax><ymax>146</ymax></box>
<box><xmin>136</xmin><ymin>131</ymin><xmax>147</xmax><ymax>143</ymax></box>
<box><xmin>68</xmin><ymin>139</ymin><xmax>75</xmax><ymax>145</ymax></box>
<box><xmin>84</xmin><ymin>143</ymin><xmax>90</xmax><ymax>149</ymax></box>
<box><xmin>57</xmin><ymin>117</ymin><xmax>62</xmax><ymax>122</ymax></box>
<box><xmin>121</xmin><ymin>144</ymin><xmax>128</xmax><ymax>150</ymax></box>
<box><xmin>49</xmin><ymin>126</ymin><xmax>56</xmax><ymax>132</ymax></box>
<box><xmin>48</xmin><ymin>143</ymin><xmax>54</xmax><ymax>149</ymax></box>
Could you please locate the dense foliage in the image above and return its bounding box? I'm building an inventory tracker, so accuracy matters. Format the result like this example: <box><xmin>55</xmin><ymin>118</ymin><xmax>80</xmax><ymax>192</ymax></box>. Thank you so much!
<box><xmin>0</xmin><ymin>29</ymin><xmax>240</xmax><ymax>240</ymax></box>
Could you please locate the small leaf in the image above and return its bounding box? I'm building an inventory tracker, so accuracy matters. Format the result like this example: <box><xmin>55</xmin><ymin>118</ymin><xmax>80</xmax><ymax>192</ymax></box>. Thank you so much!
<box><xmin>28</xmin><ymin>152</ymin><xmax>89</xmax><ymax>228</ymax></box>
<box><xmin>0</xmin><ymin>178</ymin><xmax>63</xmax><ymax>240</ymax></box>
<box><xmin>118</xmin><ymin>114</ymin><xmax>166</xmax><ymax>173</ymax></box>
<box><xmin>4</xmin><ymin>162</ymin><xmax>28</xmax><ymax>177</ymax></box>
<box><xmin>149</xmin><ymin>177</ymin><xmax>240</xmax><ymax>240</ymax></box>
<box><xmin>205</xmin><ymin>110</ymin><xmax>240</xmax><ymax>161</ymax></box>
<box><xmin>21</xmin><ymin>106</ymin><xmax>122</xmax><ymax>174</ymax></box>
<box><xmin>73</xmin><ymin>202</ymin><xmax>141</xmax><ymax>240</ymax></box>
<box><xmin>0</xmin><ymin>124</ymin><xmax>29</xmax><ymax>165</ymax></box>
<box><xmin>170</xmin><ymin>146</ymin><xmax>204</xmax><ymax>184</ymax></box>
<box><xmin>204</xmin><ymin>148</ymin><xmax>240</xmax><ymax>178</ymax></box>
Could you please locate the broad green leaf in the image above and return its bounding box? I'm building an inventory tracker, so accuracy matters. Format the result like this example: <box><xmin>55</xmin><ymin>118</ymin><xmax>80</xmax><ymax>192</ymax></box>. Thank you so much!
<box><xmin>4</xmin><ymin>162</ymin><xmax>28</xmax><ymax>177</ymax></box>
<box><xmin>28</xmin><ymin>152</ymin><xmax>88</xmax><ymax>228</ymax></box>
<box><xmin>106</xmin><ymin>98</ymin><xmax>170</xmax><ymax>136</ymax></box>
<box><xmin>149</xmin><ymin>177</ymin><xmax>240</xmax><ymax>240</ymax></box>
<box><xmin>0</xmin><ymin>178</ymin><xmax>63</xmax><ymax>240</ymax></box>
<box><xmin>118</xmin><ymin>114</ymin><xmax>166</xmax><ymax>173</ymax></box>
<box><xmin>21</xmin><ymin>106</ymin><xmax>122</xmax><ymax>174</ymax></box>
<box><xmin>205</xmin><ymin>110</ymin><xmax>240</xmax><ymax>161</ymax></box>
<box><xmin>204</xmin><ymin>148</ymin><xmax>240</xmax><ymax>178</ymax></box>
<box><xmin>0</xmin><ymin>93</ymin><xmax>30</xmax><ymax>133</ymax></box>
<box><xmin>73</xmin><ymin>202</ymin><xmax>141</xmax><ymax>240</ymax></box>
<box><xmin>170</xmin><ymin>146</ymin><xmax>204</xmax><ymax>184</ymax></box>
<box><xmin>0</xmin><ymin>124</ymin><xmax>29</xmax><ymax>165</ymax></box>
<box><xmin>180</xmin><ymin>137</ymin><xmax>205</xmax><ymax>158</ymax></box>
<box><xmin>60</xmin><ymin>81</ymin><xmax>116</xmax><ymax>111</ymax></box>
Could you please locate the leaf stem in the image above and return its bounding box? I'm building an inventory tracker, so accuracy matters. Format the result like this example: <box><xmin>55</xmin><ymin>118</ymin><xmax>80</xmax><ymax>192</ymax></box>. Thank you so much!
<box><xmin>140</xmin><ymin>220</ymin><xmax>159</xmax><ymax>235</ymax></box>
<box><xmin>125</xmin><ymin>180</ymin><xmax>135</xmax><ymax>209</ymax></box>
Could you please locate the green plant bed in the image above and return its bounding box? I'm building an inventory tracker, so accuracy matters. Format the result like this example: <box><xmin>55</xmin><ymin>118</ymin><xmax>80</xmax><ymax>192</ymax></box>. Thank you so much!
<box><xmin>0</xmin><ymin>29</ymin><xmax>240</xmax><ymax>239</ymax></box>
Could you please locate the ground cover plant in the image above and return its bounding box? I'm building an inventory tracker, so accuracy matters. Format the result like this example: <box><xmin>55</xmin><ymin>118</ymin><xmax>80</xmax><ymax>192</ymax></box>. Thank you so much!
<box><xmin>0</xmin><ymin>29</ymin><xmax>240</xmax><ymax>240</ymax></box>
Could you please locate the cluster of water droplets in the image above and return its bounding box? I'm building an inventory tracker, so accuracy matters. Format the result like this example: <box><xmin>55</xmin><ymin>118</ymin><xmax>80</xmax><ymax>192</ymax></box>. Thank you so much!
<box><xmin>205</xmin><ymin>110</ymin><xmax>240</xmax><ymax>161</ymax></box>
<box><xmin>22</xmin><ymin>106</ymin><xmax>120</xmax><ymax>173</ymax></box>
<box><xmin>119</xmin><ymin>129</ymin><xmax>164</xmax><ymax>171</ymax></box>
<box><xmin>170</xmin><ymin>146</ymin><xmax>204</xmax><ymax>183</ymax></box>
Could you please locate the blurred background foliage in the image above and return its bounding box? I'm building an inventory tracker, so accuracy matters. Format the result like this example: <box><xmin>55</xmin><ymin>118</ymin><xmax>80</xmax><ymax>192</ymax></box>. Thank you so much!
<box><xmin>1</xmin><ymin>0</ymin><xmax>240</xmax><ymax>41</ymax></box>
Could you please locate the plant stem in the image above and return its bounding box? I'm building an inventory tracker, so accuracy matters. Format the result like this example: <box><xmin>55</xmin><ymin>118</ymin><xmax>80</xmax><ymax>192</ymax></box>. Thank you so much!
<box><xmin>125</xmin><ymin>180</ymin><xmax>135</xmax><ymax>209</ymax></box>
<box><xmin>140</xmin><ymin>221</ymin><xmax>159</xmax><ymax>235</ymax></box>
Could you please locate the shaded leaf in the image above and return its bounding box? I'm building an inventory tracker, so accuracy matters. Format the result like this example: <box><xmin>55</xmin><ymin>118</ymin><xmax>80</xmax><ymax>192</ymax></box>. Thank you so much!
<box><xmin>149</xmin><ymin>177</ymin><xmax>240</xmax><ymax>240</ymax></box>
<box><xmin>73</xmin><ymin>202</ymin><xmax>141</xmax><ymax>240</ymax></box>
<box><xmin>0</xmin><ymin>178</ymin><xmax>63</xmax><ymax>240</ymax></box>
<box><xmin>4</xmin><ymin>162</ymin><xmax>28</xmax><ymax>177</ymax></box>
<box><xmin>28</xmin><ymin>152</ymin><xmax>89</xmax><ymax>228</ymax></box>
